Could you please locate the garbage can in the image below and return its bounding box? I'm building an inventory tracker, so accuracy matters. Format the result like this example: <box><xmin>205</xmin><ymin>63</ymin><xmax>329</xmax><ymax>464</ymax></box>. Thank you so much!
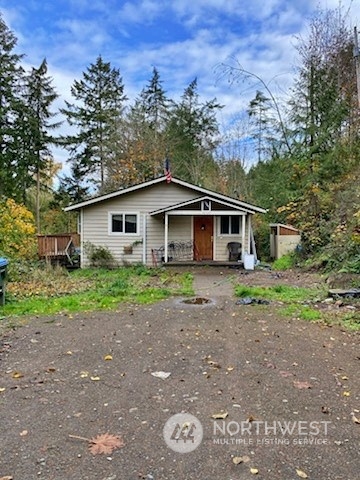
<box><xmin>0</xmin><ymin>258</ymin><xmax>9</xmax><ymax>306</ymax></box>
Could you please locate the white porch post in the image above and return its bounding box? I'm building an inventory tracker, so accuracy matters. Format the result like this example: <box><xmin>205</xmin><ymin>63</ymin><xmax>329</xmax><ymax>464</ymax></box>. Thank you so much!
<box><xmin>80</xmin><ymin>208</ymin><xmax>84</xmax><ymax>268</ymax></box>
<box><xmin>241</xmin><ymin>214</ymin><xmax>246</xmax><ymax>261</ymax></box>
<box><xmin>142</xmin><ymin>214</ymin><xmax>147</xmax><ymax>265</ymax></box>
<box><xmin>247</xmin><ymin>214</ymin><xmax>251</xmax><ymax>254</ymax></box>
<box><xmin>164</xmin><ymin>213</ymin><xmax>169</xmax><ymax>263</ymax></box>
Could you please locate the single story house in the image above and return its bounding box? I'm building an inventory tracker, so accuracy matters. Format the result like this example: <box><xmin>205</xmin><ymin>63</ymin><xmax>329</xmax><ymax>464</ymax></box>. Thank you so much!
<box><xmin>64</xmin><ymin>176</ymin><xmax>266</xmax><ymax>267</ymax></box>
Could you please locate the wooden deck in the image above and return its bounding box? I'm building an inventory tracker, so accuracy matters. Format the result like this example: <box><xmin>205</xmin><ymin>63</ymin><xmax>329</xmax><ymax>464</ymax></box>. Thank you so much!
<box><xmin>37</xmin><ymin>233</ymin><xmax>80</xmax><ymax>265</ymax></box>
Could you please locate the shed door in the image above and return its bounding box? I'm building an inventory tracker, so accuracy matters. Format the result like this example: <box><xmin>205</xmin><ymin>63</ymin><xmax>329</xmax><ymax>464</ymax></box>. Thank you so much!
<box><xmin>194</xmin><ymin>216</ymin><xmax>213</xmax><ymax>260</ymax></box>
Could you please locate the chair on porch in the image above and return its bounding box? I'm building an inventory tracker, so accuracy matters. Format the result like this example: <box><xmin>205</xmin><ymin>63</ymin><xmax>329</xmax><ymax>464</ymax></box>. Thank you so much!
<box><xmin>227</xmin><ymin>242</ymin><xmax>241</xmax><ymax>261</ymax></box>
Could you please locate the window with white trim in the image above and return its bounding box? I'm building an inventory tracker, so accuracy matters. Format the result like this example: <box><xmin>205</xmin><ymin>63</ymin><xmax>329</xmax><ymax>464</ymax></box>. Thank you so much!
<box><xmin>220</xmin><ymin>215</ymin><xmax>240</xmax><ymax>235</ymax></box>
<box><xmin>110</xmin><ymin>213</ymin><xmax>138</xmax><ymax>234</ymax></box>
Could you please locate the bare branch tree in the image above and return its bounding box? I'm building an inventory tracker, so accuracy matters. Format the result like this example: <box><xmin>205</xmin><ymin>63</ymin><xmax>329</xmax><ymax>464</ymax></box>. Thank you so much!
<box><xmin>216</xmin><ymin>57</ymin><xmax>292</xmax><ymax>154</ymax></box>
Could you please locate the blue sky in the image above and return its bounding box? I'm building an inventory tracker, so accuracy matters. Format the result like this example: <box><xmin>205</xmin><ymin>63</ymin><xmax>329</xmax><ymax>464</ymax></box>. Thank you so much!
<box><xmin>0</xmin><ymin>0</ymin><xmax>358</xmax><ymax>170</ymax></box>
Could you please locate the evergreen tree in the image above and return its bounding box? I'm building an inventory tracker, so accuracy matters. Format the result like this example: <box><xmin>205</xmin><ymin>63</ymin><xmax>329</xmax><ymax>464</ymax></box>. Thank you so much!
<box><xmin>138</xmin><ymin>67</ymin><xmax>170</xmax><ymax>132</ymax></box>
<box><xmin>289</xmin><ymin>7</ymin><xmax>355</xmax><ymax>184</ymax></box>
<box><xmin>166</xmin><ymin>78</ymin><xmax>222</xmax><ymax>184</ymax></box>
<box><xmin>0</xmin><ymin>14</ymin><xmax>25</xmax><ymax>199</ymax></box>
<box><xmin>61</xmin><ymin>55</ymin><xmax>127</xmax><ymax>193</ymax></box>
<box><xmin>104</xmin><ymin>68</ymin><xmax>171</xmax><ymax>190</ymax></box>
<box><xmin>247</xmin><ymin>90</ymin><xmax>274</xmax><ymax>162</ymax></box>
<box><xmin>23</xmin><ymin>59</ymin><xmax>60</xmax><ymax>231</ymax></box>
<box><xmin>280</xmin><ymin>6</ymin><xmax>358</xmax><ymax>253</ymax></box>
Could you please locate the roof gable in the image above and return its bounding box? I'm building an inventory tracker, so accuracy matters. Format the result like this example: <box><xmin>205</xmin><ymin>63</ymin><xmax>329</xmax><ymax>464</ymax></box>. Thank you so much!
<box><xmin>64</xmin><ymin>176</ymin><xmax>266</xmax><ymax>214</ymax></box>
<box><xmin>150</xmin><ymin>195</ymin><xmax>257</xmax><ymax>215</ymax></box>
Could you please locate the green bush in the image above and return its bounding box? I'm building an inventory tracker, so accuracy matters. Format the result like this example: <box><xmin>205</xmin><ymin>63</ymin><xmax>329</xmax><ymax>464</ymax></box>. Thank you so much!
<box><xmin>83</xmin><ymin>242</ymin><xmax>116</xmax><ymax>268</ymax></box>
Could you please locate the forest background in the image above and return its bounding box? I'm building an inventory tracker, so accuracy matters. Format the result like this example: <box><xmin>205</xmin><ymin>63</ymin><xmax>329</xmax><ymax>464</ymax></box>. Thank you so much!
<box><xmin>0</xmin><ymin>5</ymin><xmax>359</xmax><ymax>273</ymax></box>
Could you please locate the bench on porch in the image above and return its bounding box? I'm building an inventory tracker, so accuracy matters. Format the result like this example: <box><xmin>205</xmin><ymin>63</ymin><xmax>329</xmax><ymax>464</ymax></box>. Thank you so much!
<box><xmin>151</xmin><ymin>241</ymin><xmax>199</xmax><ymax>266</ymax></box>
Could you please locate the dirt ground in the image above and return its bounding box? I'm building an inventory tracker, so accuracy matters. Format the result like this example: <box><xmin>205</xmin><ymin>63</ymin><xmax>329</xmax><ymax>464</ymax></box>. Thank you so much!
<box><xmin>0</xmin><ymin>268</ymin><xmax>359</xmax><ymax>480</ymax></box>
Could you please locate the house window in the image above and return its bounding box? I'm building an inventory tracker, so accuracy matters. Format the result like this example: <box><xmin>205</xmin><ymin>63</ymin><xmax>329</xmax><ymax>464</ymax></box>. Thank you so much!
<box><xmin>110</xmin><ymin>213</ymin><xmax>138</xmax><ymax>234</ymax></box>
<box><xmin>220</xmin><ymin>215</ymin><xmax>240</xmax><ymax>235</ymax></box>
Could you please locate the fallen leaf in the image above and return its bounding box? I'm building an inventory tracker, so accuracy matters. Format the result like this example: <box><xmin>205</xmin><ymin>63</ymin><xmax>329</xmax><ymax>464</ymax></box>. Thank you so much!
<box><xmin>351</xmin><ymin>413</ymin><xmax>360</xmax><ymax>424</ymax></box>
<box><xmin>90</xmin><ymin>376</ymin><xmax>100</xmax><ymax>381</ymax></box>
<box><xmin>321</xmin><ymin>406</ymin><xmax>330</xmax><ymax>414</ymax></box>
<box><xmin>0</xmin><ymin>387</ymin><xmax>5</xmax><ymax>393</ymax></box>
<box><xmin>250</xmin><ymin>467</ymin><xmax>259</xmax><ymax>474</ymax></box>
<box><xmin>89</xmin><ymin>433</ymin><xmax>124</xmax><ymax>455</ymax></box>
<box><xmin>232</xmin><ymin>455</ymin><xmax>250</xmax><ymax>464</ymax></box>
<box><xmin>247</xmin><ymin>415</ymin><xmax>256</xmax><ymax>423</ymax></box>
<box><xmin>293</xmin><ymin>380</ymin><xmax>312</xmax><ymax>389</ymax></box>
<box><xmin>69</xmin><ymin>433</ymin><xmax>124</xmax><ymax>455</ymax></box>
<box><xmin>80</xmin><ymin>371</ymin><xmax>89</xmax><ymax>378</ymax></box>
<box><xmin>11</xmin><ymin>371</ymin><xmax>23</xmax><ymax>379</ymax></box>
<box><xmin>343</xmin><ymin>391</ymin><xmax>351</xmax><ymax>397</ymax></box>
<box><xmin>19</xmin><ymin>430</ymin><xmax>28</xmax><ymax>437</ymax></box>
<box><xmin>296</xmin><ymin>468</ymin><xmax>308</xmax><ymax>478</ymax></box>
<box><xmin>66</xmin><ymin>351</ymin><xmax>73</xmax><ymax>355</ymax></box>
<box><xmin>227</xmin><ymin>366</ymin><xmax>234</xmax><ymax>372</ymax></box>
<box><xmin>151</xmin><ymin>371</ymin><xmax>171</xmax><ymax>380</ymax></box>
<box><xmin>46</xmin><ymin>367</ymin><xmax>56</xmax><ymax>373</ymax></box>
<box><xmin>211</xmin><ymin>411</ymin><xmax>228</xmax><ymax>419</ymax></box>
<box><xmin>0</xmin><ymin>476</ymin><xmax>13</xmax><ymax>480</ymax></box>
<box><xmin>104</xmin><ymin>354</ymin><xmax>113</xmax><ymax>361</ymax></box>
<box><xmin>280</xmin><ymin>370</ymin><xmax>293</xmax><ymax>378</ymax></box>
<box><xmin>341</xmin><ymin>375</ymin><xmax>348</xmax><ymax>380</ymax></box>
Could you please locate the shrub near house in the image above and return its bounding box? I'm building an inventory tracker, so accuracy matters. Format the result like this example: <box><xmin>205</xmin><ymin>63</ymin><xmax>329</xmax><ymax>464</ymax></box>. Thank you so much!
<box><xmin>0</xmin><ymin>199</ymin><xmax>37</xmax><ymax>260</ymax></box>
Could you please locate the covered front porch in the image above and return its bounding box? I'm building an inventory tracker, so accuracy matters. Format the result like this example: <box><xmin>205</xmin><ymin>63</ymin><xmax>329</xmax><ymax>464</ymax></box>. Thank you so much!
<box><xmin>149</xmin><ymin>195</ymin><xmax>258</xmax><ymax>266</ymax></box>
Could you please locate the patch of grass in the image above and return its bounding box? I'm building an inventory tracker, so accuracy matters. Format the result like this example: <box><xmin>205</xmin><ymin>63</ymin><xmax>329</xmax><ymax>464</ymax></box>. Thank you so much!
<box><xmin>319</xmin><ymin>310</ymin><xmax>360</xmax><ymax>332</ymax></box>
<box><xmin>272</xmin><ymin>254</ymin><xmax>295</xmax><ymax>271</ymax></box>
<box><xmin>235</xmin><ymin>282</ymin><xmax>327</xmax><ymax>325</ymax></box>
<box><xmin>280</xmin><ymin>304</ymin><xmax>322</xmax><ymax>321</ymax></box>
<box><xmin>1</xmin><ymin>266</ymin><xmax>193</xmax><ymax>318</ymax></box>
<box><xmin>177</xmin><ymin>272</ymin><xmax>194</xmax><ymax>296</ymax></box>
<box><xmin>235</xmin><ymin>284</ymin><xmax>323</xmax><ymax>303</ymax></box>
<box><xmin>337</xmin><ymin>311</ymin><xmax>360</xmax><ymax>331</ymax></box>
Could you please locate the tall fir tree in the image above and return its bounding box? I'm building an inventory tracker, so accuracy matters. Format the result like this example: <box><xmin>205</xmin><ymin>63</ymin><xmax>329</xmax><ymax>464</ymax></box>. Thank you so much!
<box><xmin>0</xmin><ymin>14</ymin><xmax>25</xmax><ymax>200</ymax></box>
<box><xmin>105</xmin><ymin>67</ymin><xmax>171</xmax><ymax>189</ymax></box>
<box><xmin>166</xmin><ymin>78</ymin><xmax>222</xmax><ymax>185</ymax></box>
<box><xmin>247</xmin><ymin>90</ymin><xmax>274</xmax><ymax>162</ymax></box>
<box><xmin>23</xmin><ymin>58</ymin><xmax>60</xmax><ymax>231</ymax></box>
<box><xmin>61</xmin><ymin>55</ymin><xmax>127</xmax><ymax>194</ymax></box>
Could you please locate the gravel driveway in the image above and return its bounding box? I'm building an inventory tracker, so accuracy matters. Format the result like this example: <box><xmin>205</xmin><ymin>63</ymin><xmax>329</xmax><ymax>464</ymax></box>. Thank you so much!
<box><xmin>0</xmin><ymin>269</ymin><xmax>359</xmax><ymax>479</ymax></box>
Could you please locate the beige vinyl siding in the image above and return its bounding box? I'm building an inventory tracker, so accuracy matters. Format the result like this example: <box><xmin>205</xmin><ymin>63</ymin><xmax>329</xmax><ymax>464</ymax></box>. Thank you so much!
<box><xmin>81</xmin><ymin>182</ymin><xmax>199</xmax><ymax>266</ymax></box>
<box><xmin>214</xmin><ymin>215</ymin><xmax>250</xmax><ymax>261</ymax></box>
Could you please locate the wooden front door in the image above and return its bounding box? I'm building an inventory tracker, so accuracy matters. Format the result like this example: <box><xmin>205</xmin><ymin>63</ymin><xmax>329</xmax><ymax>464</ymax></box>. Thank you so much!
<box><xmin>194</xmin><ymin>216</ymin><xmax>213</xmax><ymax>260</ymax></box>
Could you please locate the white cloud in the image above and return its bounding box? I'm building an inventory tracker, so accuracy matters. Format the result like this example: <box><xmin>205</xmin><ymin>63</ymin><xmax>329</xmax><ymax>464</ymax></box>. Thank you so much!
<box><xmin>0</xmin><ymin>0</ymin><xmax>358</xmax><ymax>176</ymax></box>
